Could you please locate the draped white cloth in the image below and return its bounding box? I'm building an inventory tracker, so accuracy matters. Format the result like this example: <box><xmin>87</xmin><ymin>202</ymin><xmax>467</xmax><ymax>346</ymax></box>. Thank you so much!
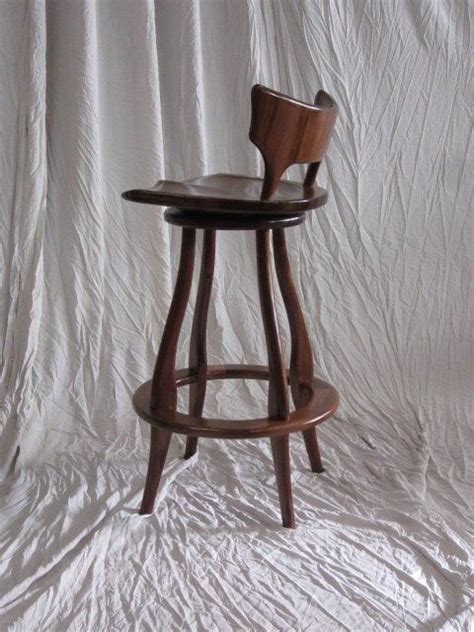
<box><xmin>1</xmin><ymin>1</ymin><xmax>472</xmax><ymax>629</ymax></box>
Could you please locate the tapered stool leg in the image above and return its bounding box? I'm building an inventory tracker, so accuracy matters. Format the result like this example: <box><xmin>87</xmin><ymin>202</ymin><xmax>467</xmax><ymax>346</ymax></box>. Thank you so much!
<box><xmin>184</xmin><ymin>437</ymin><xmax>198</xmax><ymax>460</ymax></box>
<box><xmin>150</xmin><ymin>228</ymin><xmax>196</xmax><ymax>413</ymax></box>
<box><xmin>185</xmin><ymin>229</ymin><xmax>216</xmax><ymax>459</ymax></box>
<box><xmin>256</xmin><ymin>229</ymin><xmax>293</xmax><ymax>526</ymax></box>
<box><xmin>273</xmin><ymin>228</ymin><xmax>325</xmax><ymax>473</ymax></box>
<box><xmin>302</xmin><ymin>428</ymin><xmax>324</xmax><ymax>473</ymax></box>
<box><xmin>256</xmin><ymin>230</ymin><xmax>289</xmax><ymax>421</ymax></box>
<box><xmin>271</xmin><ymin>434</ymin><xmax>295</xmax><ymax>528</ymax></box>
<box><xmin>139</xmin><ymin>427</ymin><xmax>172</xmax><ymax>514</ymax></box>
<box><xmin>140</xmin><ymin>228</ymin><xmax>196</xmax><ymax>514</ymax></box>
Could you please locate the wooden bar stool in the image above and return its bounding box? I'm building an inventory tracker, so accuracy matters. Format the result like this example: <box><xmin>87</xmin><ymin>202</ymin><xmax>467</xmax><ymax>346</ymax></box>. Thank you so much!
<box><xmin>123</xmin><ymin>85</ymin><xmax>339</xmax><ymax>528</ymax></box>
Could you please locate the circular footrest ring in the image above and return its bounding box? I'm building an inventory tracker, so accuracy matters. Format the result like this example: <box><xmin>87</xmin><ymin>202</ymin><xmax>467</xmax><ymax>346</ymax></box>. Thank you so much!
<box><xmin>133</xmin><ymin>364</ymin><xmax>339</xmax><ymax>439</ymax></box>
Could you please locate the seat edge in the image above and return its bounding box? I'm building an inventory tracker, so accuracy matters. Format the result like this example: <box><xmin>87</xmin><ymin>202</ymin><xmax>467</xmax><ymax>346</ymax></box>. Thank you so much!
<box><xmin>121</xmin><ymin>187</ymin><xmax>328</xmax><ymax>214</ymax></box>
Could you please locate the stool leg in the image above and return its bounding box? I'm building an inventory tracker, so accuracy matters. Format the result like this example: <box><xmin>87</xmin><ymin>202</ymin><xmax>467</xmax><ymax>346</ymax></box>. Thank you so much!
<box><xmin>185</xmin><ymin>229</ymin><xmax>216</xmax><ymax>459</ymax></box>
<box><xmin>150</xmin><ymin>228</ymin><xmax>196</xmax><ymax>414</ymax></box>
<box><xmin>256</xmin><ymin>229</ymin><xmax>293</xmax><ymax>526</ymax></box>
<box><xmin>271</xmin><ymin>434</ymin><xmax>295</xmax><ymax>528</ymax></box>
<box><xmin>184</xmin><ymin>436</ymin><xmax>198</xmax><ymax>460</ymax></box>
<box><xmin>272</xmin><ymin>228</ymin><xmax>325</xmax><ymax>473</ymax></box>
<box><xmin>256</xmin><ymin>229</ymin><xmax>289</xmax><ymax>420</ymax></box>
<box><xmin>139</xmin><ymin>427</ymin><xmax>172</xmax><ymax>515</ymax></box>
<box><xmin>302</xmin><ymin>428</ymin><xmax>325</xmax><ymax>473</ymax></box>
<box><xmin>140</xmin><ymin>228</ymin><xmax>195</xmax><ymax>515</ymax></box>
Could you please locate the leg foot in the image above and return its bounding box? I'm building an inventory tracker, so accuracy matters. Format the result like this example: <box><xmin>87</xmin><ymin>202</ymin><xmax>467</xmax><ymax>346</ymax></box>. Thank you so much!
<box><xmin>139</xmin><ymin>427</ymin><xmax>172</xmax><ymax>515</ymax></box>
<box><xmin>184</xmin><ymin>436</ymin><xmax>198</xmax><ymax>459</ymax></box>
<box><xmin>270</xmin><ymin>434</ymin><xmax>295</xmax><ymax>528</ymax></box>
<box><xmin>302</xmin><ymin>427</ymin><xmax>324</xmax><ymax>473</ymax></box>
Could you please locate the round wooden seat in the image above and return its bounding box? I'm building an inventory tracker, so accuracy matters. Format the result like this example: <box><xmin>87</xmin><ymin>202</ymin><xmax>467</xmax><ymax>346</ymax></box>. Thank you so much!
<box><xmin>133</xmin><ymin>365</ymin><xmax>339</xmax><ymax>439</ymax></box>
<box><xmin>122</xmin><ymin>174</ymin><xmax>328</xmax><ymax>214</ymax></box>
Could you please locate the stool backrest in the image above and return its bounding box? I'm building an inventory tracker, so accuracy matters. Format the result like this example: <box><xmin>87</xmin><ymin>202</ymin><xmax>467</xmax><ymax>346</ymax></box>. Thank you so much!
<box><xmin>249</xmin><ymin>84</ymin><xmax>337</xmax><ymax>200</ymax></box>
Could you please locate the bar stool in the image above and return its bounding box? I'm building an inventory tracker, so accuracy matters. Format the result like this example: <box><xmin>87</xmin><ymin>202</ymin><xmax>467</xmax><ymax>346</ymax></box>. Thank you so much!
<box><xmin>123</xmin><ymin>85</ymin><xmax>339</xmax><ymax>528</ymax></box>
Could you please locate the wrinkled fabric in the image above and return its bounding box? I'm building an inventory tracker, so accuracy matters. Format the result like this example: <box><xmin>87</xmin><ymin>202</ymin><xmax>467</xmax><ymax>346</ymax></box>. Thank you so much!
<box><xmin>0</xmin><ymin>1</ymin><xmax>473</xmax><ymax>630</ymax></box>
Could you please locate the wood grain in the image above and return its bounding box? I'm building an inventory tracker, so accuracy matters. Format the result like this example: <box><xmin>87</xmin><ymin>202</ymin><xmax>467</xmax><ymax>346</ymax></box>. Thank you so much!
<box><xmin>150</xmin><ymin>228</ymin><xmax>195</xmax><ymax>414</ymax></box>
<box><xmin>256</xmin><ymin>230</ymin><xmax>289</xmax><ymax>420</ymax></box>
<box><xmin>271</xmin><ymin>434</ymin><xmax>295</xmax><ymax>528</ymax></box>
<box><xmin>123</xmin><ymin>174</ymin><xmax>327</xmax><ymax>215</ymax></box>
<box><xmin>250</xmin><ymin>85</ymin><xmax>337</xmax><ymax>199</ymax></box>
<box><xmin>273</xmin><ymin>228</ymin><xmax>326</xmax><ymax>471</ymax></box>
<box><xmin>272</xmin><ymin>228</ymin><xmax>313</xmax><ymax>406</ymax></box>
<box><xmin>302</xmin><ymin>428</ymin><xmax>325</xmax><ymax>473</ymax></box>
<box><xmin>139</xmin><ymin>427</ymin><xmax>172</xmax><ymax>515</ymax></box>
<box><xmin>185</xmin><ymin>229</ymin><xmax>216</xmax><ymax>459</ymax></box>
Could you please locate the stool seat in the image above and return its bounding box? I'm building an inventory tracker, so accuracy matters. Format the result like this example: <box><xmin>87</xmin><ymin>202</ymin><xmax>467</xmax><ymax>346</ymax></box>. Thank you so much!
<box><xmin>122</xmin><ymin>173</ymin><xmax>328</xmax><ymax>214</ymax></box>
<box><xmin>133</xmin><ymin>365</ymin><xmax>339</xmax><ymax>439</ymax></box>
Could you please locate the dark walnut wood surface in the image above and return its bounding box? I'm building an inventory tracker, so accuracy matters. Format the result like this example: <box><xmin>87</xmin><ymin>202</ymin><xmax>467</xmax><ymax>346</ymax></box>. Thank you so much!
<box><xmin>122</xmin><ymin>173</ymin><xmax>327</xmax><ymax>214</ymax></box>
<box><xmin>126</xmin><ymin>83</ymin><xmax>339</xmax><ymax>527</ymax></box>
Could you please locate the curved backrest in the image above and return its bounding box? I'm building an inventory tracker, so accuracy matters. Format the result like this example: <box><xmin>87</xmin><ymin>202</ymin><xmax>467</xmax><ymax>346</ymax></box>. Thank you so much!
<box><xmin>249</xmin><ymin>85</ymin><xmax>337</xmax><ymax>200</ymax></box>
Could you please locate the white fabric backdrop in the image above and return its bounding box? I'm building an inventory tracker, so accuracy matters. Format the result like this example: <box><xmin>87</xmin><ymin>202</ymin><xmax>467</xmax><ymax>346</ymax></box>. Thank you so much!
<box><xmin>1</xmin><ymin>0</ymin><xmax>472</xmax><ymax>629</ymax></box>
